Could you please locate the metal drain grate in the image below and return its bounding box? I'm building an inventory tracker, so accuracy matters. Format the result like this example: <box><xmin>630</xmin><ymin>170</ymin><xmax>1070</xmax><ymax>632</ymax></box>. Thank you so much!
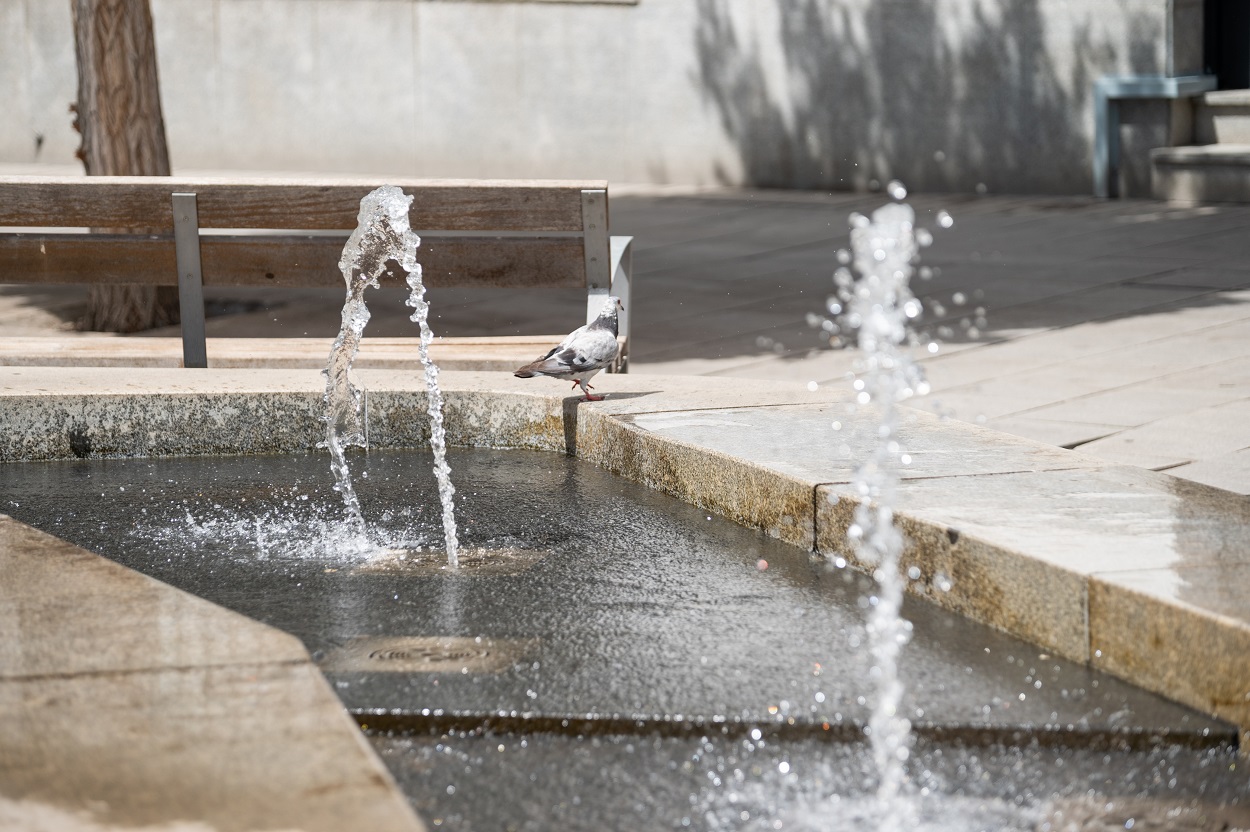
<box><xmin>319</xmin><ymin>636</ymin><xmax>539</xmax><ymax>674</ymax></box>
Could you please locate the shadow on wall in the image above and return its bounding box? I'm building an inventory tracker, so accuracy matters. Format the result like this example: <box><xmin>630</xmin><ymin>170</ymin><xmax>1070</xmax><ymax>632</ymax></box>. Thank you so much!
<box><xmin>693</xmin><ymin>0</ymin><xmax>1160</xmax><ymax>194</ymax></box>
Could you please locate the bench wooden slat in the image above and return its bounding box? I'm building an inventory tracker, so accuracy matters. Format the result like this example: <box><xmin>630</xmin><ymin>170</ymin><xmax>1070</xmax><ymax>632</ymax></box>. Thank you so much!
<box><xmin>0</xmin><ymin>176</ymin><xmax>605</xmax><ymax>232</ymax></box>
<box><xmin>0</xmin><ymin>234</ymin><xmax>587</xmax><ymax>289</ymax></box>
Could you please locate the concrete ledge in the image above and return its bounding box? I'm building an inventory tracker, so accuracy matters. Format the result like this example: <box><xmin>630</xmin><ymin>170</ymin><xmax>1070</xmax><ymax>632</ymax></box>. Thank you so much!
<box><xmin>1151</xmin><ymin>144</ymin><xmax>1250</xmax><ymax>203</ymax></box>
<box><xmin>1</xmin><ymin>367</ymin><xmax>1246</xmax><ymax>749</ymax></box>
<box><xmin>0</xmin><ymin>334</ymin><xmax>565</xmax><ymax>371</ymax></box>
<box><xmin>0</xmin><ymin>515</ymin><xmax>424</xmax><ymax>831</ymax></box>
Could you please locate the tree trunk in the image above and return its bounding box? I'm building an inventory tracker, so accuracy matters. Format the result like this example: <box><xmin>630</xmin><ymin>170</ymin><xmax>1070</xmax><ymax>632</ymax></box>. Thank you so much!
<box><xmin>71</xmin><ymin>0</ymin><xmax>180</xmax><ymax>332</ymax></box>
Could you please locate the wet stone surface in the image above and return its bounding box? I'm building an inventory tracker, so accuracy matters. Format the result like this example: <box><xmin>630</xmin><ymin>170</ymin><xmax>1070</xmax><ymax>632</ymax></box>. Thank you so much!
<box><xmin>2</xmin><ymin>448</ymin><xmax>1244</xmax><ymax>827</ymax></box>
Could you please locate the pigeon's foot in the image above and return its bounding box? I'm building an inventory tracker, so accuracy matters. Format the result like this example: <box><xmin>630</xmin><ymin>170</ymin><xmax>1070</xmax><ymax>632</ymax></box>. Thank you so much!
<box><xmin>581</xmin><ymin>393</ymin><xmax>606</xmax><ymax>402</ymax></box>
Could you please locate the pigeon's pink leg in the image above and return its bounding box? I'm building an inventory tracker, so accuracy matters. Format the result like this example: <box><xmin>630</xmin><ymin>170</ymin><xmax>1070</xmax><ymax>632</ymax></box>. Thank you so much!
<box><xmin>577</xmin><ymin>378</ymin><xmax>604</xmax><ymax>402</ymax></box>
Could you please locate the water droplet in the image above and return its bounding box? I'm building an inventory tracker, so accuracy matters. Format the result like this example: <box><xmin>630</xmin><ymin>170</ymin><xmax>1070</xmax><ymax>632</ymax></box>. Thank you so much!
<box><xmin>807</xmin><ymin>381</ymin><xmax>819</xmax><ymax>392</ymax></box>
<box><xmin>951</xmin><ymin>292</ymin><xmax>967</xmax><ymax>306</ymax></box>
<box><xmin>756</xmin><ymin>559</ymin><xmax>768</xmax><ymax>571</ymax></box>
<box><xmin>937</xmin><ymin>210</ymin><xmax>954</xmax><ymax>229</ymax></box>
<box><xmin>975</xmin><ymin>183</ymin><xmax>988</xmax><ymax>195</ymax></box>
<box><xmin>778</xmin><ymin>761</ymin><xmax>791</xmax><ymax>774</ymax></box>
<box><xmin>915</xmin><ymin>229</ymin><xmax>933</xmax><ymax>247</ymax></box>
<box><xmin>933</xmin><ymin>150</ymin><xmax>946</xmax><ymax>162</ymax></box>
<box><xmin>887</xmin><ymin>180</ymin><xmax>908</xmax><ymax>200</ymax></box>
<box><xmin>836</xmin><ymin>248</ymin><xmax>852</xmax><ymax>264</ymax></box>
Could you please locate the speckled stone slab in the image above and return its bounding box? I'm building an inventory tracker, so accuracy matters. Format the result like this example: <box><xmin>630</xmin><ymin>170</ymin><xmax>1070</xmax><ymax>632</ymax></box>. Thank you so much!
<box><xmin>0</xmin><ymin>516</ymin><xmax>424</xmax><ymax>832</ymax></box>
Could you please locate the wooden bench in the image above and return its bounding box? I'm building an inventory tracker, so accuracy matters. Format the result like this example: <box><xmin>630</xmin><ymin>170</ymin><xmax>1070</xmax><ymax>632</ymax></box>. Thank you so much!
<box><xmin>0</xmin><ymin>176</ymin><xmax>632</xmax><ymax>371</ymax></box>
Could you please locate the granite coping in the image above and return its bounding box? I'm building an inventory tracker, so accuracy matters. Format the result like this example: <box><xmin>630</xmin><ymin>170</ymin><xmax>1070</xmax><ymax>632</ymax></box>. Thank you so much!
<box><xmin>0</xmin><ymin>515</ymin><xmax>426</xmax><ymax>830</ymax></box>
<box><xmin>0</xmin><ymin>367</ymin><xmax>1246</xmax><ymax>751</ymax></box>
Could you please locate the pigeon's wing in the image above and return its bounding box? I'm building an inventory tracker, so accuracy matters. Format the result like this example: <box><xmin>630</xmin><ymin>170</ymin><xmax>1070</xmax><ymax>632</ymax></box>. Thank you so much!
<box><xmin>559</xmin><ymin>327</ymin><xmax>620</xmax><ymax>372</ymax></box>
<box><xmin>517</xmin><ymin>327</ymin><xmax>617</xmax><ymax>377</ymax></box>
<box><xmin>515</xmin><ymin>324</ymin><xmax>589</xmax><ymax>377</ymax></box>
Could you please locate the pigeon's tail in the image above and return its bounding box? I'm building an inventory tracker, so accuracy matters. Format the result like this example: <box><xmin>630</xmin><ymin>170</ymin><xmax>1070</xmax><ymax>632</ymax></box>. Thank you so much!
<box><xmin>513</xmin><ymin>366</ymin><xmax>539</xmax><ymax>378</ymax></box>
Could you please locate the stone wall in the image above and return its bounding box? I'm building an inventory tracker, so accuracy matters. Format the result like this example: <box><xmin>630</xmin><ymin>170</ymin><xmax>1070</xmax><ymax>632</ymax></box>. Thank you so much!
<box><xmin>0</xmin><ymin>0</ymin><xmax>1193</xmax><ymax>195</ymax></box>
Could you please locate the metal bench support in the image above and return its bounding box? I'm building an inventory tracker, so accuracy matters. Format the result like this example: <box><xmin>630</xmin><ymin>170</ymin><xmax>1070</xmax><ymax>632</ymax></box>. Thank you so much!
<box><xmin>171</xmin><ymin>192</ymin><xmax>207</xmax><ymax>368</ymax></box>
<box><xmin>608</xmin><ymin>235</ymin><xmax>633</xmax><ymax>373</ymax></box>
<box><xmin>581</xmin><ymin>188</ymin><xmax>631</xmax><ymax>373</ymax></box>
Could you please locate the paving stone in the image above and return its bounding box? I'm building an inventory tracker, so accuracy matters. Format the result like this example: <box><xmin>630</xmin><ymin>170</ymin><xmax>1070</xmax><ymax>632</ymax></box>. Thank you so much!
<box><xmin>981</xmin><ymin>415</ymin><xmax>1123</xmax><ymax>448</ymax></box>
<box><xmin>1164</xmin><ymin>448</ymin><xmax>1250</xmax><ymax>494</ymax></box>
<box><xmin>0</xmin><ymin>511</ymin><xmax>424</xmax><ymax>831</ymax></box>
<box><xmin>0</xmin><ymin>663</ymin><xmax>421</xmax><ymax>832</ymax></box>
<box><xmin>1077</xmin><ymin>398</ymin><xmax>1250</xmax><ymax>472</ymax></box>
<box><xmin>1020</xmin><ymin>383</ymin><xmax>1248</xmax><ymax>429</ymax></box>
<box><xmin>0</xmin><ymin>517</ymin><xmax>307</xmax><ymax>677</ymax></box>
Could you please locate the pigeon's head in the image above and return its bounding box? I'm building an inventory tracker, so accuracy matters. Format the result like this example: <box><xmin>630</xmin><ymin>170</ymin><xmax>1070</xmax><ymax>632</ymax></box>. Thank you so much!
<box><xmin>598</xmin><ymin>295</ymin><xmax>623</xmax><ymax>320</ymax></box>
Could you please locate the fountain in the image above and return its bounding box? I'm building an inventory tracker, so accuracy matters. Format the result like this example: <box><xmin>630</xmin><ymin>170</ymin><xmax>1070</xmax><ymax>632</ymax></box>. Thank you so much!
<box><xmin>1</xmin><ymin>187</ymin><xmax>1246</xmax><ymax>831</ymax></box>
<box><xmin>324</xmin><ymin>185</ymin><xmax>460</xmax><ymax>566</ymax></box>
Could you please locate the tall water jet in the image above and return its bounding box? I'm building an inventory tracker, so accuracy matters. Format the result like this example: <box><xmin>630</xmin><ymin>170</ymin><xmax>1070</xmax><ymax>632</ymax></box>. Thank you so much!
<box><xmin>401</xmin><ymin>222</ymin><xmax>459</xmax><ymax>568</ymax></box>
<box><xmin>323</xmin><ymin>185</ymin><xmax>460</xmax><ymax>565</ymax></box>
<box><xmin>833</xmin><ymin>182</ymin><xmax>931</xmax><ymax>823</ymax></box>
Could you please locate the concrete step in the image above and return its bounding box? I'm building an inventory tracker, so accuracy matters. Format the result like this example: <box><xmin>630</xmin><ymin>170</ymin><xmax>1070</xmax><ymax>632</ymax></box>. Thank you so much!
<box><xmin>1195</xmin><ymin>89</ymin><xmax>1250</xmax><ymax>144</ymax></box>
<box><xmin>1151</xmin><ymin>143</ymin><xmax>1250</xmax><ymax>203</ymax></box>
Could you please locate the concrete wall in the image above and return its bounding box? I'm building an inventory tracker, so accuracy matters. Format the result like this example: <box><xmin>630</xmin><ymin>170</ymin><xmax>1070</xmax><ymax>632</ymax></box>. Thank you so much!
<box><xmin>1</xmin><ymin>0</ymin><xmax>1189</xmax><ymax>195</ymax></box>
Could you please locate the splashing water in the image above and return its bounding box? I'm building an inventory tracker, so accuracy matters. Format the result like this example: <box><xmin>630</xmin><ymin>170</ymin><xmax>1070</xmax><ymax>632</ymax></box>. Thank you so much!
<box><xmin>323</xmin><ymin>185</ymin><xmax>460</xmax><ymax>565</ymax></box>
<box><xmin>833</xmin><ymin>182</ymin><xmax>933</xmax><ymax>824</ymax></box>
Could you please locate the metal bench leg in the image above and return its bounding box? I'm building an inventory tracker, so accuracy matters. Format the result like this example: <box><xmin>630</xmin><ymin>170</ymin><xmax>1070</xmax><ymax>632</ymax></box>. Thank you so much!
<box><xmin>609</xmin><ymin>235</ymin><xmax>632</xmax><ymax>373</ymax></box>
<box><xmin>171</xmin><ymin>192</ymin><xmax>207</xmax><ymax>368</ymax></box>
<box><xmin>1093</xmin><ymin>83</ymin><xmax>1118</xmax><ymax>199</ymax></box>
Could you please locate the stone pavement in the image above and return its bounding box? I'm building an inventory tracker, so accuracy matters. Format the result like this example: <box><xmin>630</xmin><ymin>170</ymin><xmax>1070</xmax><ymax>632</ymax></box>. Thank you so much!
<box><xmin>3</xmin><ymin>178</ymin><xmax>1249</xmax><ymax>494</ymax></box>
<box><xmin>610</xmin><ymin>188</ymin><xmax>1250</xmax><ymax>496</ymax></box>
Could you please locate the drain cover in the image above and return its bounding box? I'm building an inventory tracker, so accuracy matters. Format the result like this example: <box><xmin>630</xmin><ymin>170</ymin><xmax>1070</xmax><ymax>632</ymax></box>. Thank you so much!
<box><xmin>319</xmin><ymin>636</ymin><xmax>539</xmax><ymax>674</ymax></box>
<box><xmin>353</xmin><ymin>546</ymin><xmax>548</xmax><ymax>577</ymax></box>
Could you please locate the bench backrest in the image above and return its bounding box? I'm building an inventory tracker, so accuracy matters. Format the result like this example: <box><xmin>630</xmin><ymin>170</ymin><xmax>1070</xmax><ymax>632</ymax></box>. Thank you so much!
<box><xmin>0</xmin><ymin>176</ymin><xmax>631</xmax><ymax>368</ymax></box>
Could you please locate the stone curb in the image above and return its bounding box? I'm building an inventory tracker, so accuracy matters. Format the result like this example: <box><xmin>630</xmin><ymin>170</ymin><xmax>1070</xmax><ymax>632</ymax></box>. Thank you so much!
<box><xmin>0</xmin><ymin>515</ymin><xmax>425</xmax><ymax>831</ymax></box>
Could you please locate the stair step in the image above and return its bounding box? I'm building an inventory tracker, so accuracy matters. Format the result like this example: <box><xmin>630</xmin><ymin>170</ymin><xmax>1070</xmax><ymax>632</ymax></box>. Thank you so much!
<box><xmin>1202</xmin><ymin>89</ymin><xmax>1250</xmax><ymax>106</ymax></box>
<box><xmin>1151</xmin><ymin>144</ymin><xmax>1250</xmax><ymax>203</ymax></box>
<box><xmin>1195</xmin><ymin>89</ymin><xmax>1250</xmax><ymax>143</ymax></box>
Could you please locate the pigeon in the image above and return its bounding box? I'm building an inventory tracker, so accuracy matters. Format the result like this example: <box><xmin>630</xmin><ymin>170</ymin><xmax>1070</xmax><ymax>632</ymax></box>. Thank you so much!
<box><xmin>514</xmin><ymin>296</ymin><xmax>622</xmax><ymax>401</ymax></box>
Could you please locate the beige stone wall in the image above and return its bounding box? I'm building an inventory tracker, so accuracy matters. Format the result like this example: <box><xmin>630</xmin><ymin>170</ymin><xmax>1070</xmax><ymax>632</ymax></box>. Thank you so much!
<box><xmin>0</xmin><ymin>0</ymin><xmax>1191</xmax><ymax>194</ymax></box>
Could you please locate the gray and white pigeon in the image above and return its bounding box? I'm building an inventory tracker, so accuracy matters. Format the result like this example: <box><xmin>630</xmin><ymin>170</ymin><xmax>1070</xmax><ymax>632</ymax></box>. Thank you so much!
<box><xmin>514</xmin><ymin>296</ymin><xmax>622</xmax><ymax>401</ymax></box>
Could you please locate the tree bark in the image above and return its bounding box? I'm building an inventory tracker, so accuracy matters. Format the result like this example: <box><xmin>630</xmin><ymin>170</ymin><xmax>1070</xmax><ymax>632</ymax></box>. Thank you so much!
<box><xmin>71</xmin><ymin>0</ymin><xmax>180</xmax><ymax>332</ymax></box>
